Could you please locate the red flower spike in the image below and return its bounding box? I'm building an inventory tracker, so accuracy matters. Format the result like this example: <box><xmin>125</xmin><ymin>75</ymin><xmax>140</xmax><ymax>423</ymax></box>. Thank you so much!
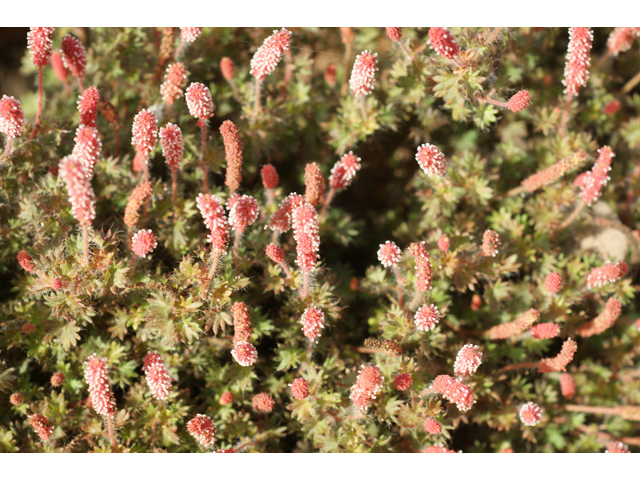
<box><xmin>539</xmin><ymin>338</ymin><xmax>578</xmax><ymax>373</ymax></box>
<box><xmin>428</xmin><ymin>28</ymin><xmax>460</xmax><ymax>60</ymax></box>
<box><xmin>0</xmin><ymin>95</ymin><xmax>25</xmax><ymax>139</ymax></box>
<box><xmin>185</xmin><ymin>82</ymin><xmax>214</xmax><ymax>120</ymax></box>
<box><xmin>487</xmin><ymin>308</ymin><xmax>540</xmax><ymax>340</ymax></box>
<box><xmin>28</xmin><ymin>414</ymin><xmax>54</xmax><ymax>441</ymax></box>
<box><xmin>415</xmin><ymin>304</ymin><xmax>439</xmax><ymax>331</ymax></box>
<box><xmin>77</xmin><ymin>87</ymin><xmax>100</xmax><ymax>128</ymax></box>
<box><xmin>72</xmin><ymin>126</ymin><xmax>102</xmax><ymax>178</ymax></box>
<box><xmin>562</xmin><ymin>28</ymin><xmax>593</xmax><ymax>96</ymax></box>
<box><xmin>607</xmin><ymin>27</ymin><xmax>640</xmax><ymax>56</ymax></box>
<box><xmin>519</xmin><ymin>402</ymin><xmax>543</xmax><ymax>426</ymax></box>
<box><xmin>180</xmin><ymin>27</ymin><xmax>202</xmax><ymax>43</ymax></box>
<box><xmin>231</xmin><ymin>342</ymin><xmax>258</xmax><ymax>367</ymax></box>
<box><xmin>559</xmin><ymin>373</ymin><xmax>576</xmax><ymax>399</ymax></box>
<box><xmin>453</xmin><ymin>344</ymin><xmax>482</xmax><ymax>377</ymax></box>
<box><xmin>160</xmin><ymin>63</ymin><xmax>188</xmax><ymax>106</ymax></box>
<box><xmin>329</xmin><ymin>151</ymin><xmax>362</xmax><ymax>190</ymax></box>
<box><xmin>228</xmin><ymin>195</ymin><xmax>259</xmax><ymax>234</ymax></box>
<box><xmin>187</xmin><ymin>414</ymin><xmax>216</xmax><ymax>447</ymax></box>
<box><xmin>289</xmin><ymin>378</ymin><xmax>309</xmax><ymax>400</ymax></box>
<box><xmin>577</xmin><ymin>298</ymin><xmax>622</xmax><ymax>337</ymax></box>
<box><xmin>300</xmin><ymin>306</ymin><xmax>325</xmax><ymax>342</ymax></box>
<box><xmin>377</xmin><ymin>241</ymin><xmax>401</xmax><ymax>268</ymax></box>
<box><xmin>507</xmin><ymin>90</ymin><xmax>530</xmax><ymax>112</ymax></box>
<box><xmin>394</xmin><ymin>373</ymin><xmax>412</xmax><ymax>391</ymax></box>
<box><xmin>269</xmin><ymin>193</ymin><xmax>305</xmax><ymax>233</ymax></box>
<box><xmin>531</xmin><ymin>323</ymin><xmax>560</xmax><ymax>339</ymax></box>
<box><xmin>159</xmin><ymin>123</ymin><xmax>183</xmax><ymax>170</ymax></box>
<box><xmin>304</xmin><ymin>162</ymin><xmax>326</xmax><ymax>207</ymax></box>
<box><xmin>603</xmin><ymin>99</ymin><xmax>621</xmax><ymax>115</ymax></box>
<box><xmin>131</xmin><ymin>109</ymin><xmax>158</xmax><ymax>157</ymax></box>
<box><xmin>521</xmin><ymin>151</ymin><xmax>588</xmax><ymax>193</ymax></box>
<box><xmin>51</xmin><ymin>52</ymin><xmax>68</xmax><ymax>82</ymax></box>
<box><xmin>252</xmin><ymin>393</ymin><xmax>275</xmax><ymax>412</ymax></box>
<box><xmin>423</xmin><ymin>418</ymin><xmax>442</xmax><ymax>435</ymax></box>
<box><xmin>586</xmin><ymin>261</ymin><xmax>627</xmax><ymax>289</ymax></box>
<box><xmin>438</xmin><ymin>235</ymin><xmax>450</xmax><ymax>252</ymax></box>
<box><xmin>59</xmin><ymin>155</ymin><xmax>95</xmax><ymax>226</ymax></box>
<box><xmin>432</xmin><ymin>375</ymin><xmax>475</xmax><ymax>412</ymax></box>
<box><xmin>124</xmin><ymin>182</ymin><xmax>152</xmax><ymax>228</ymax></box>
<box><xmin>545</xmin><ymin>272</ymin><xmax>563</xmax><ymax>295</ymax></box>
<box><xmin>261</xmin><ymin>164</ymin><xmax>279</xmax><ymax>190</ymax></box>
<box><xmin>350</xmin><ymin>365</ymin><xmax>384</xmax><ymax>410</ymax></box>
<box><xmin>220</xmin><ymin>57</ymin><xmax>235</xmax><ymax>81</ymax></box>
<box><xmin>482</xmin><ymin>229</ymin><xmax>500</xmax><ymax>257</ymax></box>
<box><xmin>83</xmin><ymin>354</ymin><xmax>116</xmax><ymax>417</ymax></box>
<box><xmin>27</xmin><ymin>28</ymin><xmax>54</xmax><ymax>67</ymax></box>
<box><xmin>292</xmin><ymin>203</ymin><xmax>320</xmax><ymax>272</ymax></box>
<box><xmin>266</xmin><ymin>243</ymin><xmax>285</xmax><ymax>264</ymax></box>
<box><xmin>250</xmin><ymin>28</ymin><xmax>292</xmax><ymax>81</ymax></box>
<box><xmin>60</xmin><ymin>34</ymin><xmax>87</xmax><ymax>80</ymax></box>
<box><xmin>220</xmin><ymin>391</ymin><xmax>234</xmax><ymax>405</ymax></box>
<box><xmin>220</xmin><ymin>120</ymin><xmax>244</xmax><ymax>192</ymax></box>
<box><xmin>197</xmin><ymin>193</ymin><xmax>229</xmax><ymax>252</ymax></box>
<box><xmin>409</xmin><ymin>241</ymin><xmax>432</xmax><ymax>292</ymax></box>
<box><xmin>349</xmin><ymin>50</ymin><xmax>378</xmax><ymax>97</ymax></box>
<box><xmin>142</xmin><ymin>352</ymin><xmax>172</xmax><ymax>401</ymax></box>
<box><xmin>324</xmin><ymin>63</ymin><xmax>337</xmax><ymax>86</ymax></box>
<box><xmin>606</xmin><ymin>441</ymin><xmax>629</xmax><ymax>453</ymax></box>
<box><xmin>386</xmin><ymin>27</ymin><xmax>402</xmax><ymax>42</ymax></box>
<box><xmin>231</xmin><ymin>302</ymin><xmax>252</xmax><ymax>345</ymax></box>
<box><xmin>416</xmin><ymin>143</ymin><xmax>447</xmax><ymax>177</ymax></box>
<box><xmin>131</xmin><ymin>229</ymin><xmax>158</xmax><ymax>258</ymax></box>
<box><xmin>575</xmin><ymin>146</ymin><xmax>615</xmax><ymax>206</ymax></box>
<box><xmin>50</xmin><ymin>372</ymin><xmax>65</xmax><ymax>387</ymax></box>
<box><xmin>51</xmin><ymin>276</ymin><xmax>64</xmax><ymax>290</ymax></box>
<box><xmin>10</xmin><ymin>393</ymin><xmax>23</xmax><ymax>406</ymax></box>
<box><xmin>17</xmin><ymin>250</ymin><xmax>36</xmax><ymax>273</ymax></box>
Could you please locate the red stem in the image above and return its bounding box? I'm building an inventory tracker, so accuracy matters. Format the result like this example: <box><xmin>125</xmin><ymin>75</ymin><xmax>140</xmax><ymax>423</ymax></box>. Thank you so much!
<box><xmin>200</xmin><ymin>122</ymin><xmax>209</xmax><ymax>192</ymax></box>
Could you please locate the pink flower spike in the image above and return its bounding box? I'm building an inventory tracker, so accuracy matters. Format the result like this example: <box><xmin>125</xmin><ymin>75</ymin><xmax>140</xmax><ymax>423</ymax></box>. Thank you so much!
<box><xmin>10</xmin><ymin>393</ymin><xmax>23</xmax><ymax>406</ymax></box>
<box><xmin>27</xmin><ymin>28</ymin><xmax>55</xmax><ymax>67</ymax></box>
<box><xmin>159</xmin><ymin>123</ymin><xmax>183</xmax><ymax>170</ymax></box>
<box><xmin>575</xmin><ymin>146</ymin><xmax>615</xmax><ymax>206</ymax></box>
<box><xmin>586</xmin><ymin>261</ymin><xmax>627</xmax><ymax>289</ymax></box>
<box><xmin>220</xmin><ymin>120</ymin><xmax>244</xmax><ymax>192</ymax></box>
<box><xmin>83</xmin><ymin>354</ymin><xmax>116</xmax><ymax>417</ymax></box>
<box><xmin>180</xmin><ymin>27</ymin><xmax>202</xmax><ymax>43</ymax></box>
<box><xmin>545</xmin><ymin>272</ymin><xmax>563</xmax><ymax>295</ymax></box>
<box><xmin>482</xmin><ymin>229</ymin><xmax>500</xmax><ymax>257</ymax></box>
<box><xmin>378</xmin><ymin>241</ymin><xmax>402</xmax><ymax>268</ymax></box>
<box><xmin>386</xmin><ymin>27</ymin><xmax>402</xmax><ymax>42</ymax></box>
<box><xmin>394</xmin><ymin>373</ymin><xmax>412</xmax><ymax>391</ymax></box>
<box><xmin>51</xmin><ymin>52</ymin><xmax>68</xmax><ymax>82</ymax></box>
<box><xmin>428</xmin><ymin>28</ymin><xmax>460</xmax><ymax>60</ymax></box>
<box><xmin>261</xmin><ymin>164</ymin><xmax>279</xmax><ymax>190</ymax></box>
<box><xmin>231</xmin><ymin>342</ymin><xmax>258</xmax><ymax>367</ymax></box>
<box><xmin>185</xmin><ymin>82</ymin><xmax>214</xmax><ymax>120</ymax></box>
<box><xmin>300</xmin><ymin>307</ymin><xmax>325</xmax><ymax>342</ymax></box>
<box><xmin>77</xmin><ymin>87</ymin><xmax>100</xmax><ymax>128</ymax></box>
<box><xmin>269</xmin><ymin>193</ymin><xmax>305</xmax><ymax>233</ymax></box>
<box><xmin>250</xmin><ymin>28</ymin><xmax>292</xmax><ymax>81</ymax></box>
<box><xmin>432</xmin><ymin>375</ymin><xmax>475</xmax><ymax>412</ymax></box>
<box><xmin>187</xmin><ymin>414</ymin><xmax>216</xmax><ymax>447</ymax></box>
<box><xmin>423</xmin><ymin>418</ymin><xmax>442</xmax><ymax>435</ymax></box>
<box><xmin>559</xmin><ymin>373</ymin><xmax>576</xmax><ymax>399</ymax></box>
<box><xmin>507</xmin><ymin>90</ymin><xmax>531</xmax><ymax>112</ymax></box>
<box><xmin>289</xmin><ymin>378</ymin><xmax>309</xmax><ymax>400</ymax></box>
<box><xmin>160</xmin><ymin>62</ymin><xmax>188</xmax><ymax>106</ymax></box>
<box><xmin>577</xmin><ymin>298</ymin><xmax>622</xmax><ymax>337</ymax></box>
<box><xmin>131</xmin><ymin>229</ymin><xmax>158</xmax><ymax>258</ymax></box>
<box><xmin>17</xmin><ymin>250</ymin><xmax>36</xmax><ymax>273</ymax></box>
<box><xmin>124</xmin><ymin>182</ymin><xmax>153</xmax><ymax>228</ymax></box>
<box><xmin>519</xmin><ymin>402</ymin><xmax>543</xmax><ymax>426</ymax></box>
<box><xmin>329</xmin><ymin>151</ymin><xmax>362</xmax><ymax>190</ymax></box>
<box><xmin>304</xmin><ymin>162</ymin><xmax>326</xmax><ymax>207</ymax></box>
<box><xmin>220</xmin><ymin>57</ymin><xmax>235</xmax><ymax>81</ymax></box>
<box><xmin>538</xmin><ymin>338</ymin><xmax>578</xmax><ymax>373</ymax></box>
<box><xmin>409</xmin><ymin>241</ymin><xmax>432</xmax><ymax>292</ymax></box>
<box><xmin>228</xmin><ymin>195</ymin><xmax>259</xmax><ymax>234</ymax></box>
<box><xmin>60</xmin><ymin>34</ymin><xmax>87</xmax><ymax>81</ymax></box>
<box><xmin>220</xmin><ymin>391</ymin><xmax>234</xmax><ymax>405</ymax></box>
<box><xmin>143</xmin><ymin>352</ymin><xmax>172</xmax><ymax>401</ymax></box>
<box><xmin>0</xmin><ymin>95</ymin><xmax>25</xmax><ymax>139</ymax></box>
<box><xmin>531</xmin><ymin>323</ymin><xmax>560</xmax><ymax>339</ymax></box>
<box><xmin>438</xmin><ymin>235</ymin><xmax>450</xmax><ymax>252</ymax></box>
<box><xmin>416</xmin><ymin>143</ymin><xmax>447</xmax><ymax>177</ymax></box>
<box><xmin>415</xmin><ymin>304</ymin><xmax>439</xmax><ymax>332</ymax></box>
<box><xmin>59</xmin><ymin>155</ymin><xmax>95</xmax><ymax>226</ymax></box>
<box><xmin>562</xmin><ymin>28</ymin><xmax>593</xmax><ymax>96</ymax></box>
<box><xmin>266</xmin><ymin>243</ymin><xmax>285</xmax><ymax>264</ymax></box>
<box><xmin>454</xmin><ymin>344</ymin><xmax>483</xmax><ymax>377</ymax></box>
<box><xmin>231</xmin><ymin>302</ymin><xmax>252</xmax><ymax>345</ymax></box>
<box><xmin>292</xmin><ymin>203</ymin><xmax>320</xmax><ymax>272</ymax></box>
<box><xmin>349</xmin><ymin>50</ymin><xmax>378</xmax><ymax>97</ymax></box>
<box><xmin>606</xmin><ymin>441</ymin><xmax>630</xmax><ymax>453</ymax></box>
<box><xmin>252</xmin><ymin>393</ymin><xmax>275</xmax><ymax>412</ymax></box>
<box><xmin>72</xmin><ymin>126</ymin><xmax>102</xmax><ymax>178</ymax></box>
<box><xmin>607</xmin><ymin>27</ymin><xmax>640</xmax><ymax>56</ymax></box>
<box><xmin>131</xmin><ymin>109</ymin><xmax>158</xmax><ymax>157</ymax></box>
<box><xmin>28</xmin><ymin>414</ymin><xmax>54</xmax><ymax>441</ymax></box>
<box><xmin>350</xmin><ymin>365</ymin><xmax>384</xmax><ymax>410</ymax></box>
<box><xmin>486</xmin><ymin>308</ymin><xmax>540</xmax><ymax>340</ymax></box>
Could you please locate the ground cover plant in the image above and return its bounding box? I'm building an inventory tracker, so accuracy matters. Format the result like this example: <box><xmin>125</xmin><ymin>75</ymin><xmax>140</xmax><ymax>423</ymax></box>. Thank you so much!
<box><xmin>1</xmin><ymin>26</ymin><xmax>640</xmax><ymax>453</ymax></box>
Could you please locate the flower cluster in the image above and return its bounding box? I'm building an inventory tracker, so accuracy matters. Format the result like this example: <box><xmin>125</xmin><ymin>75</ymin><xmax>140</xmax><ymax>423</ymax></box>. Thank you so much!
<box><xmin>531</xmin><ymin>323</ymin><xmax>560</xmax><ymax>339</ymax></box>
<box><xmin>432</xmin><ymin>375</ymin><xmax>475</xmax><ymax>412</ymax></box>
<box><xmin>72</xmin><ymin>125</ymin><xmax>102</xmax><ymax>178</ymax></box>
<box><xmin>482</xmin><ymin>229</ymin><xmax>500</xmax><ymax>257</ymax></box>
<box><xmin>409</xmin><ymin>241</ymin><xmax>432</xmax><ymax>291</ymax></box>
<box><xmin>415</xmin><ymin>304</ymin><xmax>439</xmax><ymax>331</ymax></box>
<box><xmin>77</xmin><ymin>87</ymin><xmax>100</xmax><ymax>127</ymax></box>
<box><xmin>10</xmin><ymin>393</ymin><xmax>22</xmax><ymax>406</ymax></box>
<box><xmin>453</xmin><ymin>344</ymin><xmax>482</xmax><ymax>377</ymax></box>
<box><xmin>438</xmin><ymin>235</ymin><xmax>450</xmax><ymax>252</ymax></box>
<box><xmin>562</xmin><ymin>28</ymin><xmax>593</xmax><ymax>95</ymax></box>
<box><xmin>507</xmin><ymin>90</ymin><xmax>530</xmax><ymax>112</ymax></box>
<box><xmin>304</xmin><ymin>162</ymin><xmax>326</xmax><ymax>207</ymax></box>
<box><xmin>377</xmin><ymin>241</ymin><xmax>402</xmax><ymax>268</ymax></box>
<box><xmin>196</xmin><ymin>193</ymin><xmax>229</xmax><ymax>252</ymax></box>
<box><xmin>83</xmin><ymin>354</ymin><xmax>116</xmax><ymax>417</ymax></box>
<box><xmin>269</xmin><ymin>193</ymin><xmax>305</xmax><ymax>233</ymax></box>
<box><xmin>393</xmin><ymin>373</ymin><xmax>412</xmax><ymax>391</ymax></box>
<box><xmin>231</xmin><ymin>342</ymin><xmax>258</xmax><ymax>367</ymax></box>
<box><xmin>160</xmin><ymin>63</ymin><xmax>188</xmax><ymax>106</ymax></box>
<box><xmin>27</xmin><ymin>28</ymin><xmax>54</xmax><ymax>67</ymax></box>
<box><xmin>545</xmin><ymin>272</ymin><xmax>563</xmax><ymax>295</ymax></box>
<box><xmin>607</xmin><ymin>27</ymin><xmax>640</xmax><ymax>56</ymax></box>
<box><xmin>300</xmin><ymin>306</ymin><xmax>325</xmax><ymax>341</ymax></box>
<box><xmin>521</xmin><ymin>151</ymin><xmax>587</xmax><ymax>193</ymax></box>
<box><xmin>0</xmin><ymin>95</ymin><xmax>24</xmax><ymax>139</ymax></box>
<box><xmin>51</xmin><ymin>52</ymin><xmax>67</xmax><ymax>82</ymax></box>
<box><xmin>131</xmin><ymin>109</ymin><xmax>158</xmax><ymax>157</ymax></box>
<box><xmin>605</xmin><ymin>441</ymin><xmax>630</xmax><ymax>453</ymax></box>
<box><xmin>220</xmin><ymin>120</ymin><xmax>243</xmax><ymax>192</ymax></box>
<box><xmin>142</xmin><ymin>351</ymin><xmax>172</xmax><ymax>401</ymax></box>
<box><xmin>220</xmin><ymin>57</ymin><xmax>234</xmax><ymax>81</ymax></box>
<box><xmin>61</xmin><ymin>34</ymin><xmax>87</xmax><ymax>81</ymax></box>
<box><xmin>28</xmin><ymin>414</ymin><xmax>54</xmax><ymax>441</ymax></box>
<box><xmin>250</xmin><ymin>28</ymin><xmax>292</xmax><ymax>81</ymax></box>
<box><xmin>132</xmin><ymin>229</ymin><xmax>158</xmax><ymax>258</ymax></box>
<box><xmin>266</xmin><ymin>243</ymin><xmax>285</xmax><ymax>264</ymax></box>
<box><xmin>50</xmin><ymin>372</ymin><xmax>65</xmax><ymax>387</ymax></box>
<box><xmin>350</xmin><ymin>365</ymin><xmax>384</xmax><ymax>410</ymax></box>
<box><xmin>329</xmin><ymin>152</ymin><xmax>362</xmax><ymax>190</ymax></box>
<box><xmin>59</xmin><ymin>155</ymin><xmax>95</xmax><ymax>226</ymax></box>
<box><xmin>17</xmin><ymin>250</ymin><xmax>36</xmax><ymax>273</ymax></box>
<box><xmin>159</xmin><ymin>123</ymin><xmax>183</xmax><ymax>170</ymax></box>
<box><xmin>587</xmin><ymin>262</ymin><xmax>628</xmax><ymax>289</ymax></box>
<box><xmin>219</xmin><ymin>391</ymin><xmax>234</xmax><ymax>405</ymax></box>
<box><xmin>577</xmin><ymin>297</ymin><xmax>622</xmax><ymax>337</ymax></box>
<box><xmin>575</xmin><ymin>146</ymin><xmax>614</xmax><ymax>205</ymax></box>
<box><xmin>428</xmin><ymin>28</ymin><xmax>460</xmax><ymax>59</ymax></box>
<box><xmin>385</xmin><ymin>27</ymin><xmax>402</xmax><ymax>42</ymax></box>
<box><xmin>349</xmin><ymin>50</ymin><xmax>378</xmax><ymax>97</ymax></box>
<box><xmin>415</xmin><ymin>143</ymin><xmax>447</xmax><ymax>177</ymax></box>
<box><xmin>292</xmin><ymin>203</ymin><xmax>320</xmax><ymax>272</ymax></box>
<box><xmin>487</xmin><ymin>308</ymin><xmax>540</xmax><ymax>340</ymax></box>
<box><xmin>261</xmin><ymin>164</ymin><xmax>279</xmax><ymax>190</ymax></box>
<box><xmin>519</xmin><ymin>402</ymin><xmax>543</xmax><ymax>426</ymax></box>
<box><xmin>185</xmin><ymin>82</ymin><xmax>214</xmax><ymax>120</ymax></box>
<box><xmin>187</xmin><ymin>414</ymin><xmax>216</xmax><ymax>447</ymax></box>
<box><xmin>228</xmin><ymin>194</ymin><xmax>259</xmax><ymax>234</ymax></box>
<box><xmin>180</xmin><ymin>27</ymin><xmax>202</xmax><ymax>43</ymax></box>
<box><xmin>289</xmin><ymin>378</ymin><xmax>309</xmax><ymax>400</ymax></box>
<box><xmin>231</xmin><ymin>302</ymin><xmax>252</xmax><ymax>344</ymax></box>
<box><xmin>538</xmin><ymin>338</ymin><xmax>578</xmax><ymax>373</ymax></box>
<box><xmin>423</xmin><ymin>418</ymin><xmax>442</xmax><ymax>435</ymax></box>
<box><xmin>559</xmin><ymin>373</ymin><xmax>576</xmax><ymax>399</ymax></box>
<box><xmin>124</xmin><ymin>182</ymin><xmax>153</xmax><ymax>228</ymax></box>
<box><xmin>252</xmin><ymin>393</ymin><xmax>275</xmax><ymax>412</ymax></box>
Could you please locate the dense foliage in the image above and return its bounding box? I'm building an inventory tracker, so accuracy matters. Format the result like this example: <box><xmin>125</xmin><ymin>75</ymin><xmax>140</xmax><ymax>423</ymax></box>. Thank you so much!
<box><xmin>1</xmin><ymin>27</ymin><xmax>640</xmax><ymax>453</ymax></box>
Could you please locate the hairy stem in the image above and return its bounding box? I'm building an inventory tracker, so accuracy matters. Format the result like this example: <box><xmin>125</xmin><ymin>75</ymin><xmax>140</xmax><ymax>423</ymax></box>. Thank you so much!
<box><xmin>301</xmin><ymin>272</ymin><xmax>309</xmax><ymax>299</ymax></box>
<box><xmin>171</xmin><ymin>168</ymin><xmax>178</xmax><ymax>205</ymax></box>
<box><xmin>78</xmin><ymin>76</ymin><xmax>85</xmax><ymax>92</ymax></box>
<box><xmin>408</xmin><ymin>290</ymin><xmax>423</xmax><ymax>312</ymax></box>
<box><xmin>82</xmin><ymin>225</ymin><xmax>89</xmax><ymax>267</ymax></box>
<box><xmin>359</xmin><ymin>95</ymin><xmax>367</xmax><ymax>121</ymax></box>
<box><xmin>279</xmin><ymin>261</ymin><xmax>291</xmax><ymax>279</ymax></box>
<box><xmin>485</xmin><ymin>27</ymin><xmax>503</xmax><ymax>45</ymax></box>
<box><xmin>621</xmin><ymin>69</ymin><xmax>640</xmax><ymax>94</ymax></box>
<box><xmin>595</xmin><ymin>49</ymin><xmax>612</xmax><ymax>69</ymax></box>
<box><xmin>557</xmin><ymin>200</ymin><xmax>586</xmax><ymax>231</ymax></box>
<box><xmin>254</xmin><ymin>78</ymin><xmax>262</xmax><ymax>116</ymax></box>
<box><xmin>3</xmin><ymin>139</ymin><xmax>12</xmax><ymax>159</ymax></box>
<box><xmin>393</xmin><ymin>266</ymin><xmax>404</xmax><ymax>309</ymax></box>
<box><xmin>495</xmin><ymin>362</ymin><xmax>540</xmax><ymax>374</ymax></box>
<box><xmin>563</xmin><ymin>404</ymin><xmax>621</xmax><ymax>416</ymax></box>
<box><xmin>106</xmin><ymin>417</ymin><xmax>118</xmax><ymax>447</ymax></box>
<box><xmin>175</xmin><ymin>38</ymin><xmax>185</xmax><ymax>61</ymax></box>
<box><xmin>233</xmin><ymin>230</ymin><xmax>241</xmax><ymax>267</ymax></box>
<box><xmin>207</xmin><ymin>250</ymin><xmax>220</xmax><ymax>281</ymax></box>
<box><xmin>477</xmin><ymin>96</ymin><xmax>509</xmax><ymax>108</ymax></box>
<box><xmin>559</xmin><ymin>93</ymin><xmax>574</xmax><ymax>138</ymax></box>
<box><xmin>200</xmin><ymin>122</ymin><xmax>209</xmax><ymax>192</ymax></box>
<box><xmin>341</xmin><ymin>42</ymin><xmax>352</xmax><ymax>97</ymax></box>
<box><xmin>398</xmin><ymin>41</ymin><xmax>418</xmax><ymax>70</ymax></box>
<box><xmin>36</xmin><ymin>66</ymin><xmax>43</xmax><ymax>127</ymax></box>
<box><xmin>506</xmin><ymin>184</ymin><xmax>528</xmax><ymax>197</ymax></box>
<box><xmin>318</xmin><ymin>187</ymin><xmax>335</xmax><ymax>222</ymax></box>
